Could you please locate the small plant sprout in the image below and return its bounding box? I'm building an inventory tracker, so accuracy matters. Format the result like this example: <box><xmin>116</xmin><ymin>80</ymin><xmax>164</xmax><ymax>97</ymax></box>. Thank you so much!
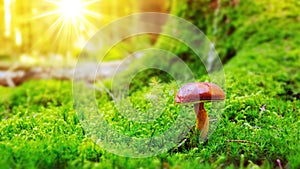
<box><xmin>175</xmin><ymin>82</ymin><xmax>225</xmax><ymax>140</ymax></box>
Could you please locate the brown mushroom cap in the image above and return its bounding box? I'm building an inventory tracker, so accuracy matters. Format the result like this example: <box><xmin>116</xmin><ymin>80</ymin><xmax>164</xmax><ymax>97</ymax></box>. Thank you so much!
<box><xmin>175</xmin><ymin>82</ymin><xmax>225</xmax><ymax>104</ymax></box>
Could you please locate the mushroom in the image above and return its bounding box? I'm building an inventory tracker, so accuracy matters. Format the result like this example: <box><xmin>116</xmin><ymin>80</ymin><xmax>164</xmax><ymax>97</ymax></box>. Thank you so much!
<box><xmin>175</xmin><ymin>82</ymin><xmax>225</xmax><ymax>139</ymax></box>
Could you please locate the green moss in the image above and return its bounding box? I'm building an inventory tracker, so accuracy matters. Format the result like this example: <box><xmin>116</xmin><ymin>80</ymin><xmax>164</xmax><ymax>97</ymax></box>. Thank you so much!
<box><xmin>1</xmin><ymin>0</ymin><xmax>300</xmax><ymax>168</ymax></box>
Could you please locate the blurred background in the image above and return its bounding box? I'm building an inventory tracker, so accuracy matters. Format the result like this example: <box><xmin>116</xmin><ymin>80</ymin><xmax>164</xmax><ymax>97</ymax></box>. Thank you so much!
<box><xmin>1</xmin><ymin>0</ymin><xmax>299</xmax><ymax>89</ymax></box>
<box><xmin>0</xmin><ymin>0</ymin><xmax>170</xmax><ymax>66</ymax></box>
<box><xmin>0</xmin><ymin>0</ymin><xmax>173</xmax><ymax>86</ymax></box>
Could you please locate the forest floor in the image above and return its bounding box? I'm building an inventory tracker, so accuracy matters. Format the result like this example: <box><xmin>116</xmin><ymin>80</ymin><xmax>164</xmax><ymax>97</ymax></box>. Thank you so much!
<box><xmin>1</xmin><ymin>1</ymin><xmax>300</xmax><ymax>168</ymax></box>
<box><xmin>0</xmin><ymin>60</ymin><xmax>124</xmax><ymax>87</ymax></box>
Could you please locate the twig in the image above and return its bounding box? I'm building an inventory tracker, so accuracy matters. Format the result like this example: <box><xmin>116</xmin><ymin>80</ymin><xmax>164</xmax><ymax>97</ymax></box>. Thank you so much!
<box><xmin>226</xmin><ymin>140</ymin><xmax>258</xmax><ymax>145</ymax></box>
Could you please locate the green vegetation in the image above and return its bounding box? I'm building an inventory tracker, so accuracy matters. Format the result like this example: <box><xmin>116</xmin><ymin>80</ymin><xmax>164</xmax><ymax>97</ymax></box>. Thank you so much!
<box><xmin>1</xmin><ymin>0</ymin><xmax>300</xmax><ymax>168</ymax></box>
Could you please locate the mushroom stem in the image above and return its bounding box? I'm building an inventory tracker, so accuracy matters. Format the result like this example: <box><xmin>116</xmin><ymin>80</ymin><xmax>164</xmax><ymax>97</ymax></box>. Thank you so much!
<box><xmin>194</xmin><ymin>102</ymin><xmax>209</xmax><ymax>139</ymax></box>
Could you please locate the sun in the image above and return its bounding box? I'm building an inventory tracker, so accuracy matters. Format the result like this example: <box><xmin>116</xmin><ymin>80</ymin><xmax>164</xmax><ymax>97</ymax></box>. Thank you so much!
<box><xmin>59</xmin><ymin>0</ymin><xmax>84</xmax><ymax>19</ymax></box>
<box><xmin>32</xmin><ymin>0</ymin><xmax>101</xmax><ymax>55</ymax></box>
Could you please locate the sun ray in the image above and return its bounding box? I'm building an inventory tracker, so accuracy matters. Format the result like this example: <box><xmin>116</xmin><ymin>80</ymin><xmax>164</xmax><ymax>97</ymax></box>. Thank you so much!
<box><xmin>81</xmin><ymin>0</ymin><xmax>99</xmax><ymax>6</ymax></box>
<box><xmin>81</xmin><ymin>9</ymin><xmax>102</xmax><ymax>18</ymax></box>
<box><xmin>31</xmin><ymin>10</ymin><xmax>61</xmax><ymax>20</ymax></box>
<box><xmin>31</xmin><ymin>0</ymin><xmax>101</xmax><ymax>56</ymax></box>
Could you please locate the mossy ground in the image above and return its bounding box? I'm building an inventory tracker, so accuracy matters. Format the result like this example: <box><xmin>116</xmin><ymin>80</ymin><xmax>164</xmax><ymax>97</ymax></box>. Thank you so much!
<box><xmin>1</xmin><ymin>42</ymin><xmax>299</xmax><ymax>168</ymax></box>
<box><xmin>1</xmin><ymin>0</ymin><xmax>300</xmax><ymax>168</ymax></box>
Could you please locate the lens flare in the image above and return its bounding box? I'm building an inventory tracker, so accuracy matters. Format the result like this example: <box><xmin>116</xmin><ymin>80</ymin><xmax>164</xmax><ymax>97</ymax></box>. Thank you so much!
<box><xmin>33</xmin><ymin>0</ymin><xmax>101</xmax><ymax>55</ymax></box>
